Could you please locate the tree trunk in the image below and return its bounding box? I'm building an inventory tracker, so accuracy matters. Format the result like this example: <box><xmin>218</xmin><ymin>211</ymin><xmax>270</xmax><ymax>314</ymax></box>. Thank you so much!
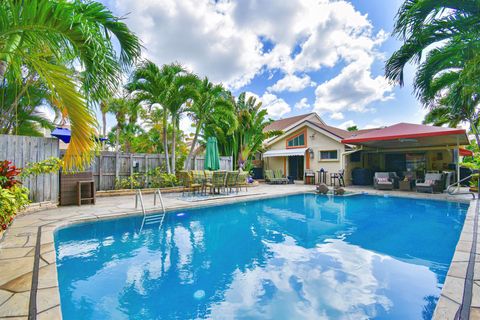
<box><xmin>163</xmin><ymin>112</ymin><xmax>171</xmax><ymax>174</ymax></box>
<box><xmin>102</xmin><ymin>111</ymin><xmax>107</xmax><ymax>150</ymax></box>
<box><xmin>171</xmin><ymin>118</ymin><xmax>176</xmax><ymax>173</ymax></box>
<box><xmin>184</xmin><ymin>122</ymin><xmax>201</xmax><ymax>170</ymax></box>
<box><xmin>115</xmin><ymin>126</ymin><xmax>121</xmax><ymax>152</ymax></box>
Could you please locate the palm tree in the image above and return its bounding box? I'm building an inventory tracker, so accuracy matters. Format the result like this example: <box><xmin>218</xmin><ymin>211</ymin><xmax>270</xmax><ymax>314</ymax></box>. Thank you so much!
<box><xmin>0</xmin><ymin>0</ymin><xmax>141</xmax><ymax>168</ymax></box>
<box><xmin>385</xmin><ymin>0</ymin><xmax>480</xmax><ymax>145</ymax></box>
<box><xmin>165</xmin><ymin>73</ymin><xmax>198</xmax><ymax>173</ymax></box>
<box><xmin>128</xmin><ymin>61</ymin><xmax>196</xmax><ymax>173</ymax></box>
<box><xmin>231</xmin><ymin>93</ymin><xmax>282</xmax><ymax>170</ymax></box>
<box><xmin>184</xmin><ymin>77</ymin><xmax>236</xmax><ymax>170</ymax></box>
<box><xmin>106</xmin><ymin>96</ymin><xmax>142</xmax><ymax>153</ymax></box>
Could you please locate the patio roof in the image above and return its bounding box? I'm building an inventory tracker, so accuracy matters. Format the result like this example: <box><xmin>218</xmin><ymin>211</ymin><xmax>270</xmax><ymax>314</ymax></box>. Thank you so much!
<box><xmin>341</xmin><ymin>123</ymin><xmax>469</xmax><ymax>149</ymax></box>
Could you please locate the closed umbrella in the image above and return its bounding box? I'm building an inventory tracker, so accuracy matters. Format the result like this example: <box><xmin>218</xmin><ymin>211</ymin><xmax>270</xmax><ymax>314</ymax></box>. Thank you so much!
<box><xmin>204</xmin><ymin>137</ymin><xmax>220</xmax><ymax>170</ymax></box>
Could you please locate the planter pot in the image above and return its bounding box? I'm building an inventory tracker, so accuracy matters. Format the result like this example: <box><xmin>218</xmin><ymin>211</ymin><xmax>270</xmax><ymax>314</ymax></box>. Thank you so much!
<box><xmin>470</xmin><ymin>187</ymin><xmax>478</xmax><ymax>193</ymax></box>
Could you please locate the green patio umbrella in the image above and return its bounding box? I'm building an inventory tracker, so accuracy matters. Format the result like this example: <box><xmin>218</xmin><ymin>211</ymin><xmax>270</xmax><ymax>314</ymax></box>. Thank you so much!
<box><xmin>204</xmin><ymin>137</ymin><xmax>220</xmax><ymax>170</ymax></box>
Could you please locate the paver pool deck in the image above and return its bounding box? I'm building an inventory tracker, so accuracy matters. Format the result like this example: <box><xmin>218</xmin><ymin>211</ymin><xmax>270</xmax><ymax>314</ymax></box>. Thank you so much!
<box><xmin>0</xmin><ymin>183</ymin><xmax>478</xmax><ymax>319</ymax></box>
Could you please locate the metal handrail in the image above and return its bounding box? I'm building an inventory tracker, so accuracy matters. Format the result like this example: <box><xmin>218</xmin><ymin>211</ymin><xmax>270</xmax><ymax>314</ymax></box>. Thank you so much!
<box><xmin>154</xmin><ymin>189</ymin><xmax>166</xmax><ymax>214</ymax></box>
<box><xmin>138</xmin><ymin>189</ymin><xmax>167</xmax><ymax>232</ymax></box>
<box><xmin>447</xmin><ymin>175</ymin><xmax>476</xmax><ymax>199</ymax></box>
<box><xmin>135</xmin><ymin>189</ymin><xmax>146</xmax><ymax>214</ymax></box>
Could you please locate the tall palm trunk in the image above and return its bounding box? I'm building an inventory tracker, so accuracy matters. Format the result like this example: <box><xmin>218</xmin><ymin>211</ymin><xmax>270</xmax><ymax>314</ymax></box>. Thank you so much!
<box><xmin>171</xmin><ymin>117</ymin><xmax>177</xmax><ymax>173</ymax></box>
<box><xmin>163</xmin><ymin>112</ymin><xmax>171</xmax><ymax>174</ymax></box>
<box><xmin>184</xmin><ymin>123</ymin><xmax>201</xmax><ymax>170</ymax></box>
<box><xmin>102</xmin><ymin>111</ymin><xmax>107</xmax><ymax>150</ymax></box>
<box><xmin>115</xmin><ymin>126</ymin><xmax>120</xmax><ymax>152</ymax></box>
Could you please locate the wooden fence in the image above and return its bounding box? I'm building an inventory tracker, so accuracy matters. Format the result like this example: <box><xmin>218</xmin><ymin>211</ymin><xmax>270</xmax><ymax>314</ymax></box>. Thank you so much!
<box><xmin>0</xmin><ymin>135</ymin><xmax>59</xmax><ymax>202</ymax></box>
<box><xmin>90</xmin><ymin>151</ymin><xmax>166</xmax><ymax>190</ymax></box>
<box><xmin>192</xmin><ymin>156</ymin><xmax>233</xmax><ymax>171</ymax></box>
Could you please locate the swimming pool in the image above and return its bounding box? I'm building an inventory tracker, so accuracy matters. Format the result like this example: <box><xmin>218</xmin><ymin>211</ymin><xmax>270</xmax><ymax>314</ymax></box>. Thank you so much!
<box><xmin>54</xmin><ymin>194</ymin><xmax>467</xmax><ymax>319</ymax></box>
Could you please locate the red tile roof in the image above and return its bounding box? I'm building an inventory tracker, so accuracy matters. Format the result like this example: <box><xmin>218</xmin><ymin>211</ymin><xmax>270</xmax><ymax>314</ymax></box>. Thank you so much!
<box><xmin>342</xmin><ymin>123</ymin><xmax>467</xmax><ymax>144</ymax></box>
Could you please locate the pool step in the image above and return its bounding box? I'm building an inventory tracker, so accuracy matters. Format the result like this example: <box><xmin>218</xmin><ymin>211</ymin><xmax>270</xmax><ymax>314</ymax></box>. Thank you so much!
<box><xmin>144</xmin><ymin>214</ymin><xmax>165</xmax><ymax>225</ymax></box>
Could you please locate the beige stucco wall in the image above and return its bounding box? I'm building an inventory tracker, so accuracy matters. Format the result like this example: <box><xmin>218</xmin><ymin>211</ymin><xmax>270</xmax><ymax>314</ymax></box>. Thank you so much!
<box><xmin>264</xmin><ymin>125</ymin><xmax>346</xmax><ymax>181</ymax></box>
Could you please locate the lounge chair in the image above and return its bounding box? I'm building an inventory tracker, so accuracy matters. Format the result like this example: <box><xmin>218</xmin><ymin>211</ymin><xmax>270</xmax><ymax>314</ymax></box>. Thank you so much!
<box><xmin>206</xmin><ymin>171</ymin><xmax>226</xmax><ymax>194</ymax></box>
<box><xmin>225</xmin><ymin>171</ymin><xmax>239</xmax><ymax>193</ymax></box>
<box><xmin>265</xmin><ymin>170</ymin><xmax>280</xmax><ymax>184</ymax></box>
<box><xmin>416</xmin><ymin>173</ymin><xmax>444</xmax><ymax>193</ymax></box>
<box><xmin>237</xmin><ymin>171</ymin><xmax>249</xmax><ymax>192</ymax></box>
<box><xmin>192</xmin><ymin>170</ymin><xmax>206</xmax><ymax>195</ymax></box>
<box><xmin>274</xmin><ymin>170</ymin><xmax>289</xmax><ymax>184</ymax></box>
<box><xmin>374</xmin><ymin>172</ymin><xmax>394</xmax><ymax>190</ymax></box>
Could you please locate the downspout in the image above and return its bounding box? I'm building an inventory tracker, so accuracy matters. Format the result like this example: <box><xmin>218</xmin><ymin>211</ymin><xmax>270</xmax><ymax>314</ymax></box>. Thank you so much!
<box><xmin>456</xmin><ymin>136</ymin><xmax>460</xmax><ymax>193</ymax></box>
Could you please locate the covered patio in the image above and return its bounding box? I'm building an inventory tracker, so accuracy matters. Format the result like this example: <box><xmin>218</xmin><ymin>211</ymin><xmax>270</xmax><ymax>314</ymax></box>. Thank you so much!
<box><xmin>342</xmin><ymin>123</ymin><xmax>472</xmax><ymax>191</ymax></box>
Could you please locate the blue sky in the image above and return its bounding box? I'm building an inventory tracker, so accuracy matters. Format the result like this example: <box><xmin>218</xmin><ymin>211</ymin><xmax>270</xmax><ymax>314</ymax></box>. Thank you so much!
<box><xmin>101</xmin><ymin>0</ymin><xmax>425</xmax><ymax>133</ymax></box>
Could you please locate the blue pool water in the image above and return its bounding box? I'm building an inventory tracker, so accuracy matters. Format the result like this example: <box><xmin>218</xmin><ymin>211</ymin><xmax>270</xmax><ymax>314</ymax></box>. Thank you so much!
<box><xmin>55</xmin><ymin>194</ymin><xmax>467</xmax><ymax>319</ymax></box>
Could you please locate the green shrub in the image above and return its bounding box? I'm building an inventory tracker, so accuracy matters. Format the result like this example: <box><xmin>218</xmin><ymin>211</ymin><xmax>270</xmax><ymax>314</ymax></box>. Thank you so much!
<box><xmin>21</xmin><ymin>157</ymin><xmax>63</xmax><ymax>177</ymax></box>
<box><xmin>114</xmin><ymin>173</ymin><xmax>145</xmax><ymax>190</ymax></box>
<box><xmin>0</xmin><ymin>185</ymin><xmax>30</xmax><ymax>230</ymax></box>
<box><xmin>148</xmin><ymin>169</ymin><xmax>178</xmax><ymax>188</ymax></box>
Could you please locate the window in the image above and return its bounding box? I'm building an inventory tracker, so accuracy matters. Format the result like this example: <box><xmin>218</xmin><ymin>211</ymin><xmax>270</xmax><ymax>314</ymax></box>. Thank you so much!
<box><xmin>287</xmin><ymin>133</ymin><xmax>305</xmax><ymax>147</ymax></box>
<box><xmin>319</xmin><ymin>150</ymin><xmax>338</xmax><ymax>160</ymax></box>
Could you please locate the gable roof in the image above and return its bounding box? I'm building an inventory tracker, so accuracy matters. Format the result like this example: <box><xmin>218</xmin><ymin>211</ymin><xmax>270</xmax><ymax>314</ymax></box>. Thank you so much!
<box><xmin>264</xmin><ymin>113</ymin><xmax>322</xmax><ymax>132</ymax></box>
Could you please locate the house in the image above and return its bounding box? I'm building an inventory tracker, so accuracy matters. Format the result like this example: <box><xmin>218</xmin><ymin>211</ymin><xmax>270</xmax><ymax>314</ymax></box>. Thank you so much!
<box><xmin>262</xmin><ymin>113</ymin><xmax>471</xmax><ymax>186</ymax></box>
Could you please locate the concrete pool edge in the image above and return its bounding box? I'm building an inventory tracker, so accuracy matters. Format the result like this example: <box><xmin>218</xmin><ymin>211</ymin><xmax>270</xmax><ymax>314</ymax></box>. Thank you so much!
<box><xmin>0</xmin><ymin>184</ymin><xmax>475</xmax><ymax>319</ymax></box>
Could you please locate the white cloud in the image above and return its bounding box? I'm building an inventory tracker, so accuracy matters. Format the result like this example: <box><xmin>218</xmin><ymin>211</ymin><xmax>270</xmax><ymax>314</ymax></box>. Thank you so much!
<box><xmin>294</xmin><ymin>97</ymin><xmax>311</xmax><ymax>110</ymax></box>
<box><xmin>108</xmin><ymin>0</ymin><xmax>390</xmax><ymax>100</ymax></box>
<box><xmin>330</xmin><ymin>112</ymin><xmax>344</xmax><ymax>120</ymax></box>
<box><xmin>313</xmin><ymin>59</ymin><xmax>394</xmax><ymax>114</ymax></box>
<box><xmin>268</xmin><ymin>74</ymin><xmax>314</xmax><ymax>93</ymax></box>
<box><xmin>246</xmin><ymin>92</ymin><xmax>291</xmax><ymax>118</ymax></box>
<box><xmin>338</xmin><ymin>120</ymin><xmax>356</xmax><ymax>130</ymax></box>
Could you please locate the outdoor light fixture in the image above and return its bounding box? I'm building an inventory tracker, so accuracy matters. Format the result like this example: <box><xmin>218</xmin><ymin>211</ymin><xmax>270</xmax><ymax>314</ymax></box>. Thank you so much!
<box><xmin>309</xmin><ymin>148</ymin><xmax>314</xmax><ymax>159</ymax></box>
<box><xmin>398</xmin><ymin>138</ymin><xmax>418</xmax><ymax>143</ymax></box>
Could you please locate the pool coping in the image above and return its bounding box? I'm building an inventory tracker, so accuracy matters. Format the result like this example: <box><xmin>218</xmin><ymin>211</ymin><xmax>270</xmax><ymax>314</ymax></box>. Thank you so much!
<box><xmin>0</xmin><ymin>187</ymin><xmax>476</xmax><ymax>319</ymax></box>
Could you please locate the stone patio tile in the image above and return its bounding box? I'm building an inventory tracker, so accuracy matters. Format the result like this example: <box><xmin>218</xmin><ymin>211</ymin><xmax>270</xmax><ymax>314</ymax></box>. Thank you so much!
<box><xmin>0</xmin><ymin>290</ymin><xmax>12</xmax><ymax>307</ymax></box>
<box><xmin>0</xmin><ymin>292</ymin><xmax>29</xmax><ymax>317</ymax></box>
<box><xmin>432</xmin><ymin>296</ymin><xmax>460</xmax><ymax>319</ymax></box>
<box><xmin>0</xmin><ymin>257</ymin><xmax>34</xmax><ymax>288</ymax></box>
<box><xmin>456</xmin><ymin>240</ymin><xmax>474</xmax><ymax>253</ymax></box>
<box><xmin>40</xmin><ymin>243</ymin><xmax>54</xmax><ymax>254</ymax></box>
<box><xmin>0</xmin><ymin>237</ymin><xmax>28</xmax><ymax>249</ymax></box>
<box><xmin>38</xmin><ymin>264</ymin><xmax>58</xmax><ymax>289</ymax></box>
<box><xmin>41</xmin><ymin>250</ymin><xmax>56</xmax><ymax>265</ymax></box>
<box><xmin>447</xmin><ymin>261</ymin><xmax>469</xmax><ymax>279</ymax></box>
<box><xmin>471</xmin><ymin>307</ymin><xmax>480</xmax><ymax>320</ymax></box>
<box><xmin>0</xmin><ymin>271</ymin><xmax>32</xmax><ymax>293</ymax></box>
<box><xmin>37</xmin><ymin>305</ymin><xmax>61</xmax><ymax>320</ymax></box>
<box><xmin>0</xmin><ymin>247</ymin><xmax>33</xmax><ymax>260</ymax></box>
<box><xmin>40</xmin><ymin>233</ymin><xmax>53</xmax><ymax>245</ymax></box>
<box><xmin>36</xmin><ymin>287</ymin><xmax>60</xmax><ymax>313</ymax></box>
<box><xmin>441</xmin><ymin>276</ymin><xmax>465</xmax><ymax>304</ymax></box>
<box><xmin>472</xmin><ymin>281</ymin><xmax>480</xmax><ymax>308</ymax></box>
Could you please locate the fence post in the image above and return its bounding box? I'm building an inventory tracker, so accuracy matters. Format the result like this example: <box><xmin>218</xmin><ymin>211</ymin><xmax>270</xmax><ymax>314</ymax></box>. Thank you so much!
<box><xmin>145</xmin><ymin>154</ymin><xmax>149</xmax><ymax>188</ymax></box>
<box><xmin>130</xmin><ymin>153</ymin><xmax>133</xmax><ymax>189</ymax></box>
<box><xmin>98</xmin><ymin>154</ymin><xmax>103</xmax><ymax>191</ymax></box>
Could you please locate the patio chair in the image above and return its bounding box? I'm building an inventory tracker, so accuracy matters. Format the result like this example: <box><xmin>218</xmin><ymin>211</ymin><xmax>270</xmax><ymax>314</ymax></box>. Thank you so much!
<box><xmin>265</xmin><ymin>170</ymin><xmax>280</xmax><ymax>184</ymax></box>
<box><xmin>237</xmin><ymin>171</ymin><xmax>249</xmax><ymax>192</ymax></box>
<box><xmin>373</xmin><ymin>172</ymin><xmax>394</xmax><ymax>190</ymax></box>
<box><xmin>206</xmin><ymin>171</ymin><xmax>226</xmax><ymax>194</ymax></box>
<box><xmin>204</xmin><ymin>170</ymin><xmax>213</xmax><ymax>183</ymax></box>
<box><xmin>225</xmin><ymin>171</ymin><xmax>240</xmax><ymax>194</ymax></box>
<box><xmin>274</xmin><ymin>169</ymin><xmax>289</xmax><ymax>184</ymax></box>
<box><xmin>192</xmin><ymin>170</ymin><xmax>207</xmax><ymax>195</ymax></box>
<box><xmin>179</xmin><ymin>171</ymin><xmax>201</xmax><ymax>195</ymax></box>
<box><xmin>416</xmin><ymin>173</ymin><xmax>444</xmax><ymax>193</ymax></box>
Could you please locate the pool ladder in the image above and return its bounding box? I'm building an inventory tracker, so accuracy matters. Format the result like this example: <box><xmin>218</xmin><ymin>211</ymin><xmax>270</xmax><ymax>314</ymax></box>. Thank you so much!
<box><xmin>136</xmin><ymin>189</ymin><xmax>167</xmax><ymax>231</ymax></box>
<box><xmin>447</xmin><ymin>175</ymin><xmax>476</xmax><ymax>199</ymax></box>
